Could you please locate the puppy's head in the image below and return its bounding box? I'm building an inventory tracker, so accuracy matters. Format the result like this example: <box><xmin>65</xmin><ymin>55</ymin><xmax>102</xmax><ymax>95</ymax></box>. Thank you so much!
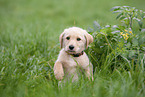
<box><xmin>59</xmin><ymin>27</ymin><xmax>93</xmax><ymax>54</ymax></box>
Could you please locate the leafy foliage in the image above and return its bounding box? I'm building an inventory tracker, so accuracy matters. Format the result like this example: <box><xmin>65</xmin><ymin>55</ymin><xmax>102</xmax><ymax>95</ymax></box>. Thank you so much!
<box><xmin>87</xmin><ymin>7</ymin><xmax>145</xmax><ymax>96</ymax></box>
<box><xmin>111</xmin><ymin>6</ymin><xmax>145</xmax><ymax>30</ymax></box>
<box><xmin>88</xmin><ymin>6</ymin><xmax>145</xmax><ymax>72</ymax></box>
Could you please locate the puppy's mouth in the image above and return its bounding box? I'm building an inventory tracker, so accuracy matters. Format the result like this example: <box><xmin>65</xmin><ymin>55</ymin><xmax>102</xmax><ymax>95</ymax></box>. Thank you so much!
<box><xmin>65</xmin><ymin>47</ymin><xmax>82</xmax><ymax>54</ymax></box>
<box><xmin>67</xmin><ymin>50</ymin><xmax>76</xmax><ymax>53</ymax></box>
<box><xmin>68</xmin><ymin>50</ymin><xmax>75</xmax><ymax>52</ymax></box>
<box><xmin>65</xmin><ymin>48</ymin><xmax>82</xmax><ymax>54</ymax></box>
<box><xmin>66</xmin><ymin>50</ymin><xmax>84</xmax><ymax>57</ymax></box>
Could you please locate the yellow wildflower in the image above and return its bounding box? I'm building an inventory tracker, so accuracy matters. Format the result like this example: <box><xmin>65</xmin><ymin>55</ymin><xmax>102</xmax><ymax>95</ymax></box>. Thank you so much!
<box><xmin>124</xmin><ymin>29</ymin><xmax>128</xmax><ymax>32</ymax></box>
<box><xmin>125</xmin><ymin>34</ymin><xmax>128</xmax><ymax>37</ymax></box>
<box><xmin>126</xmin><ymin>33</ymin><xmax>129</xmax><ymax>35</ymax></box>
<box><xmin>120</xmin><ymin>32</ymin><xmax>123</xmax><ymax>35</ymax></box>
<box><xmin>126</xmin><ymin>36</ymin><xmax>129</xmax><ymax>40</ymax></box>
<box><xmin>124</xmin><ymin>35</ymin><xmax>129</xmax><ymax>40</ymax></box>
<box><xmin>122</xmin><ymin>34</ymin><xmax>125</xmax><ymax>37</ymax></box>
<box><xmin>121</xmin><ymin>33</ymin><xmax>129</xmax><ymax>40</ymax></box>
<box><xmin>129</xmin><ymin>31</ymin><xmax>133</xmax><ymax>34</ymax></box>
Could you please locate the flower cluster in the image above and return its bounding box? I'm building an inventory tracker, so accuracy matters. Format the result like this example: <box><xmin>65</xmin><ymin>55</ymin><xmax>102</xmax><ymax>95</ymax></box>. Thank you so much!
<box><xmin>120</xmin><ymin>29</ymin><xmax>133</xmax><ymax>40</ymax></box>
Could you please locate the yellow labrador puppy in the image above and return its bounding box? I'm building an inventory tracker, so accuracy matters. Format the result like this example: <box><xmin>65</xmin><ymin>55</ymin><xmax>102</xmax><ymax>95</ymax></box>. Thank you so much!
<box><xmin>54</xmin><ymin>27</ymin><xmax>93</xmax><ymax>82</ymax></box>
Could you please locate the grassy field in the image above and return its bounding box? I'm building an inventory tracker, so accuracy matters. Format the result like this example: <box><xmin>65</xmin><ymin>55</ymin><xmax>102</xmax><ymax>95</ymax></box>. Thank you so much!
<box><xmin>0</xmin><ymin>0</ymin><xmax>145</xmax><ymax>97</ymax></box>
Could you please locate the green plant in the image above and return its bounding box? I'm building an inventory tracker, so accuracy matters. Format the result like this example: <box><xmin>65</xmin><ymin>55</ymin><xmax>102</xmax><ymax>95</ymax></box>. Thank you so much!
<box><xmin>86</xmin><ymin>7</ymin><xmax>145</xmax><ymax>96</ymax></box>
<box><xmin>111</xmin><ymin>6</ymin><xmax>145</xmax><ymax>30</ymax></box>
<box><xmin>88</xmin><ymin>6</ymin><xmax>145</xmax><ymax>71</ymax></box>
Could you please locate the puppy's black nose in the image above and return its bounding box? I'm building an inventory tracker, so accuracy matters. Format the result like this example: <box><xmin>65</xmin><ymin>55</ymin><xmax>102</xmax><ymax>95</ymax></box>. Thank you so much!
<box><xmin>69</xmin><ymin>45</ymin><xmax>74</xmax><ymax>50</ymax></box>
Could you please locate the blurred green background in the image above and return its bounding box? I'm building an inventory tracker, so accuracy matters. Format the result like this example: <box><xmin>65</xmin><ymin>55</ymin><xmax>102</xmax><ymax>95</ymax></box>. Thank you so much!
<box><xmin>0</xmin><ymin>0</ymin><xmax>145</xmax><ymax>46</ymax></box>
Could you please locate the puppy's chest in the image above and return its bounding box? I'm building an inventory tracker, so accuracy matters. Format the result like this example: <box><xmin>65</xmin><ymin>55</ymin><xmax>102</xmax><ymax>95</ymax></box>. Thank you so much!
<box><xmin>62</xmin><ymin>56</ymin><xmax>89</xmax><ymax>69</ymax></box>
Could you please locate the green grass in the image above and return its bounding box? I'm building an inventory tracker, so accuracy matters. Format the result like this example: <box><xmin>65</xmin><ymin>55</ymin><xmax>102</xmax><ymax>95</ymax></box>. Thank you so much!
<box><xmin>0</xmin><ymin>0</ymin><xmax>145</xmax><ymax>97</ymax></box>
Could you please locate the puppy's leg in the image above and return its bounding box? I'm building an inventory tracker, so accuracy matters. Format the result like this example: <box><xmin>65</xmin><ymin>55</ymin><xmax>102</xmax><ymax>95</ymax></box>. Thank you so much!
<box><xmin>85</xmin><ymin>64</ymin><xmax>94</xmax><ymax>81</ymax></box>
<box><xmin>53</xmin><ymin>61</ymin><xmax>64</xmax><ymax>80</ymax></box>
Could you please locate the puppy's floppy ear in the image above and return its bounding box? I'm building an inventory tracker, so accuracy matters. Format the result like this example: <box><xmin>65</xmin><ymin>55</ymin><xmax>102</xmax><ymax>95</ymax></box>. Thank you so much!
<box><xmin>84</xmin><ymin>32</ymin><xmax>93</xmax><ymax>48</ymax></box>
<box><xmin>59</xmin><ymin>32</ymin><xmax>65</xmax><ymax>48</ymax></box>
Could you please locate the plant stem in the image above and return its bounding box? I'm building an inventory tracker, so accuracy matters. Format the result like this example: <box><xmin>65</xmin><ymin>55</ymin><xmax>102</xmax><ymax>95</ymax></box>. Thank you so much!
<box><xmin>129</xmin><ymin>16</ymin><xmax>132</xmax><ymax>29</ymax></box>
<box><xmin>104</xmin><ymin>34</ymin><xmax>113</xmax><ymax>51</ymax></box>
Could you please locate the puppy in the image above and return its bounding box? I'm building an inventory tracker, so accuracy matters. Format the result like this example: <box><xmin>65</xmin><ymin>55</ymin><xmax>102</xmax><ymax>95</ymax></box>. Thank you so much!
<box><xmin>54</xmin><ymin>27</ymin><xmax>93</xmax><ymax>82</ymax></box>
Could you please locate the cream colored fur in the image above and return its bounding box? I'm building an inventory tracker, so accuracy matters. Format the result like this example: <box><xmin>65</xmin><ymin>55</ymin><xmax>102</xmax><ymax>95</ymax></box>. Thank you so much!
<box><xmin>53</xmin><ymin>27</ymin><xmax>93</xmax><ymax>82</ymax></box>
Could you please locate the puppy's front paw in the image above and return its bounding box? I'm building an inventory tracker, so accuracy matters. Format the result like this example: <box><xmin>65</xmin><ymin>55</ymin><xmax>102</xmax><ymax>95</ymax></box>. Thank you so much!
<box><xmin>54</xmin><ymin>70</ymin><xmax>64</xmax><ymax>80</ymax></box>
<box><xmin>53</xmin><ymin>61</ymin><xmax>64</xmax><ymax>80</ymax></box>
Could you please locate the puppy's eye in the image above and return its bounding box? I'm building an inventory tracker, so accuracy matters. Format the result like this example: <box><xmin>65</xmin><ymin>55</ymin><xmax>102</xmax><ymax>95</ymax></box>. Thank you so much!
<box><xmin>66</xmin><ymin>37</ymin><xmax>70</xmax><ymax>40</ymax></box>
<box><xmin>77</xmin><ymin>38</ymin><xmax>81</xmax><ymax>41</ymax></box>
